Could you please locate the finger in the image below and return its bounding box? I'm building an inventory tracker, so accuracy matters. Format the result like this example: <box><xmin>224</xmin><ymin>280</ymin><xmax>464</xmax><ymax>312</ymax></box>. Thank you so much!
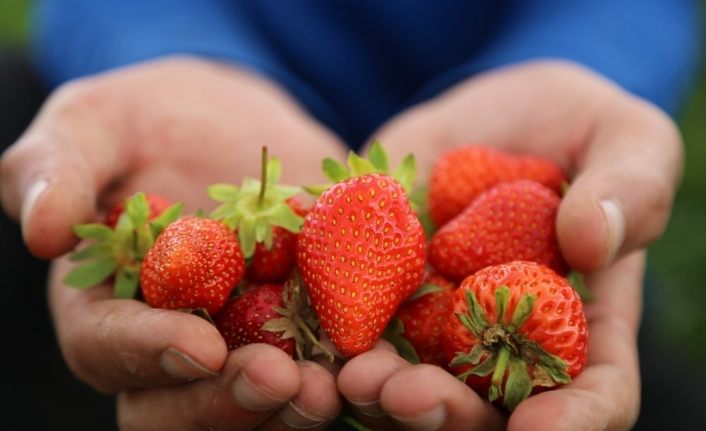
<box><xmin>557</xmin><ymin>98</ymin><xmax>682</xmax><ymax>270</ymax></box>
<box><xmin>337</xmin><ymin>340</ymin><xmax>412</xmax><ymax>429</ymax></box>
<box><xmin>259</xmin><ymin>360</ymin><xmax>342</xmax><ymax>431</ymax></box>
<box><xmin>0</xmin><ymin>79</ymin><xmax>129</xmax><ymax>259</ymax></box>
<box><xmin>117</xmin><ymin>344</ymin><xmax>300</xmax><ymax>431</ymax></box>
<box><xmin>380</xmin><ymin>365</ymin><xmax>506</xmax><ymax>431</ymax></box>
<box><xmin>49</xmin><ymin>258</ymin><xmax>227</xmax><ymax>394</ymax></box>
<box><xmin>508</xmin><ymin>252</ymin><xmax>644</xmax><ymax>431</ymax></box>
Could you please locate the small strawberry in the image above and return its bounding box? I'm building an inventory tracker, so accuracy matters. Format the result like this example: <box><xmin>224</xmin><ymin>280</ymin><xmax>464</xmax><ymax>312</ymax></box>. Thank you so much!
<box><xmin>429</xmin><ymin>180</ymin><xmax>567</xmax><ymax>282</ymax></box>
<box><xmin>396</xmin><ymin>273</ymin><xmax>456</xmax><ymax>367</ymax></box>
<box><xmin>214</xmin><ymin>277</ymin><xmax>332</xmax><ymax>360</ymax></box>
<box><xmin>246</xmin><ymin>199</ymin><xmax>310</xmax><ymax>283</ymax></box>
<box><xmin>441</xmin><ymin>261</ymin><xmax>588</xmax><ymax>411</ymax></box>
<box><xmin>428</xmin><ymin>145</ymin><xmax>566</xmax><ymax>228</ymax></box>
<box><xmin>297</xmin><ymin>143</ymin><xmax>426</xmax><ymax>357</ymax></box>
<box><xmin>140</xmin><ymin>216</ymin><xmax>245</xmax><ymax>315</ymax></box>
<box><xmin>64</xmin><ymin>192</ymin><xmax>182</xmax><ymax>298</ymax></box>
<box><xmin>104</xmin><ymin>193</ymin><xmax>172</xmax><ymax>228</ymax></box>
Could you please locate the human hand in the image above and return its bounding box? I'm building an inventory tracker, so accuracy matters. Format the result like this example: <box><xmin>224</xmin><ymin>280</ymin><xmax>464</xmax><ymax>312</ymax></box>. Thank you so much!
<box><xmin>338</xmin><ymin>253</ymin><xmax>643</xmax><ymax>431</ymax></box>
<box><xmin>1</xmin><ymin>56</ymin><xmax>348</xmax><ymax>429</ymax></box>
<box><xmin>343</xmin><ymin>60</ymin><xmax>679</xmax><ymax>430</ymax></box>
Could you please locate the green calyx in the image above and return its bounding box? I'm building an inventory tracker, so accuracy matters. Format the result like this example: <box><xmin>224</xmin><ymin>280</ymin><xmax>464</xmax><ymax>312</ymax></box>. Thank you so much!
<box><xmin>64</xmin><ymin>192</ymin><xmax>182</xmax><ymax>298</ymax></box>
<box><xmin>382</xmin><ymin>316</ymin><xmax>421</xmax><ymax>364</ymax></box>
<box><xmin>305</xmin><ymin>140</ymin><xmax>417</xmax><ymax>196</ymax></box>
<box><xmin>452</xmin><ymin>285</ymin><xmax>571</xmax><ymax>411</ymax></box>
<box><xmin>262</xmin><ymin>274</ymin><xmax>335</xmax><ymax>362</ymax></box>
<box><xmin>208</xmin><ymin>146</ymin><xmax>305</xmax><ymax>259</ymax></box>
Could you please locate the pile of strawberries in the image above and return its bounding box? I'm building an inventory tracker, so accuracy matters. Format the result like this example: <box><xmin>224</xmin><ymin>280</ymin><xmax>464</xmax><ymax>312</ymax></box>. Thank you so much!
<box><xmin>66</xmin><ymin>143</ymin><xmax>589</xmax><ymax>411</ymax></box>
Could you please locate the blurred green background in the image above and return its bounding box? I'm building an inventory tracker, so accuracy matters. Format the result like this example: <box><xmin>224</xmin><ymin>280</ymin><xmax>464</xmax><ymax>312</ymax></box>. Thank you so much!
<box><xmin>1</xmin><ymin>2</ymin><xmax>706</xmax><ymax>363</ymax></box>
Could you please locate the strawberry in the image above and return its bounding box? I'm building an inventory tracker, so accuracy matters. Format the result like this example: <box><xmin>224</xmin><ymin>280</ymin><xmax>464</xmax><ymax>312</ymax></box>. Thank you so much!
<box><xmin>297</xmin><ymin>172</ymin><xmax>427</xmax><ymax>357</ymax></box>
<box><xmin>214</xmin><ymin>284</ymin><xmax>295</xmax><ymax>355</ymax></box>
<box><xmin>441</xmin><ymin>261</ymin><xmax>588</xmax><ymax>411</ymax></box>
<box><xmin>428</xmin><ymin>145</ymin><xmax>566</xmax><ymax>228</ymax></box>
<box><xmin>64</xmin><ymin>192</ymin><xmax>182</xmax><ymax>298</ymax></box>
<box><xmin>140</xmin><ymin>216</ymin><xmax>245</xmax><ymax>315</ymax></box>
<box><xmin>104</xmin><ymin>193</ymin><xmax>172</xmax><ymax>228</ymax></box>
<box><xmin>246</xmin><ymin>199</ymin><xmax>310</xmax><ymax>283</ymax></box>
<box><xmin>396</xmin><ymin>273</ymin><xmax>456</xmax><ymax>367</ymax></box>
<box><xmin>429</xmin><ymin>180</ymin><xmax>567</xmax><ymax>282</ymax></box>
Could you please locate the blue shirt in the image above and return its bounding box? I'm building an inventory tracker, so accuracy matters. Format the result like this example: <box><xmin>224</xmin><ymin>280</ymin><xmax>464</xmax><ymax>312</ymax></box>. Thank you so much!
<box><xmin>33</xmin><ymin>0</ymin><xmax>702</xmax><ymax>149</ymax></box>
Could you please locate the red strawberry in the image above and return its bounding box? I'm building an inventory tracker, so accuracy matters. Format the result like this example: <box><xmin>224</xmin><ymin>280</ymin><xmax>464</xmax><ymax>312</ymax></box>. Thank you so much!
<box><xmin>441</xmin><ymin>261</ymin><xmax>588</xmax><ymax>411</ymax></box>
<box><xmin>104</xmin><ymin>193</ymin><xmax>172</xmax><ymax>228</ymax></box>
<box><xmin>246</xmin><ymin>199</ymin><xmax>310</xmax><ymax>283</ymax></box>
<box><xmin>396</xmin><ymin>273</ymin><xmax>456</xmax><ymax>367</ymax></box>
<box><xmin>429</xmin><ymin>180</ymin><xmax>567</xmax><ymax>282</ymax></box>
<box><xmin>214</xmin><ymin>284</ymin><xmax>295</xmax><ymax>355</ymax></box>
<box><xmin>428</xmin><ymin>145</ymin><xmax>566</xmax><ymax>228</ymax></box>
<box><xmin>140</xmin><ymin>216</ymin><xmax>245</xmax><ymax>315</ymax></box>
<box><xmin>297</xmin><ymin>173</ymin><xmax>427</xmax><ymax>357</ymax></box>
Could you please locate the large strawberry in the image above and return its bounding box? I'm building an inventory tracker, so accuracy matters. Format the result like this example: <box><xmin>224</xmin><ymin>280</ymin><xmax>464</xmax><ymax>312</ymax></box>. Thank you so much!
<box><xmin>140</xmin><ymin>216</ymin><xmax>245</xmax><ymax>315</ymax></box>
<box><xmin>441</xmin><ymin>261</ymin><xmax>588</xmax><ymax>411</ymax></box>
<box><xmin>396</xmin><ymin>272</ymin><xmax>456</xmax><ymax>367</ymax></box>
<box><xmin>429</xmin><ymin>180</ymin><xmax>567</xmax><ymax>282</ymax></box>
<box><xmin>428</xmin><ymin>145</ymin><xmax>566</xmax><ymax>228</ymax></box>
<box><xmin>64</xmin><ymin>192</ymin><xmax>182</xmax><ymax>298</ymax></box>
<box><xmin>297</xmin><ymin>143</ymin><xmax>426</xmax><ymax>357</ymax></box>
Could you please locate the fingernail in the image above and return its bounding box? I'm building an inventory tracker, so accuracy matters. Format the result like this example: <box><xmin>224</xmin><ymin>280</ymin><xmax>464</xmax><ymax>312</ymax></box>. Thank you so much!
<box><xmin>350</xmin><ymin>399</ymin><xmax>386</xmax><ymax>418</ymax></box>
<box><xmin>599</xmin><ymin>199</ymin><xmax>625</xmax><ymax>265</ymax></box>
<box><xmin>279</xmin><ymin>401</ymin><xmax>328</xmax><ymax>429</ymax></box>
<box><xmin>390</xmin><ymin>405</ymin><xmax>446</xmax><ymax>431</ymax></box>
<box><xmin>232</xmin><ymin>371</ymin><xmax>288</xmax><ymax>412</ymax></box>
<box><xmin>160</xmin><ymin>347</ymin><xmax>219</xmax><ymax>381</ymax></box>
<box><xmin>21</xmin><ymin>179</ymin><xmax>48</xmax><ymax>227</ymax></box>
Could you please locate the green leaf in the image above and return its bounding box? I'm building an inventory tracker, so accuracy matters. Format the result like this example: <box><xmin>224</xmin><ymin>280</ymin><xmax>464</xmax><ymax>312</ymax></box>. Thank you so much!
<box><xmin>407</xmin><ymin>283</ymin><xmax>444</xmax><ymax>302</ymax></box>
<box><xmin>382</xmin><ymin>317</ymin><xmax>420</xmax><ymax>364</ymax></box>
<box><xmin>149</xmin><ymin>202</ymin><xmax>183</xmax><ymax>234</ymax></box>
<box><xmin>509</xmin><ymin>293</ymin><xmax>535</xmax><ymax>332</ymax></box>
<box><xmin>347</xmin><ymin>151</ymin><xmax>376</xmax><ymax>176</ymax></box>
<box><xmin>69</xmin><ymin>243</ymin><xmax>110</xmax><ymax>262</ymax></box>
<box><xmin>114</xmin><ymin>268</ymin><xmax>140</xmax><ymax>299</ymax></box>
<box><xmin>207</xmin><ymin>183</ymin><xmax>240</xmax><ymax>202</ymax></box>
<box><xmin>210</xmin><ymin>202</ymin><xmax>238</xmax><ymax>224</ymax></box>
<box><xmin>368</xmin><ymin>141</ymin><xmax>389</xmax><ymax>173</ymax></box>
<box><xmin>303</xmin><ymin>183</ymin><xmax>331</xmax><ymax>196</ymax></box>
<box><xmin>238</xmin><ymin>216</ymin><xmax>258</xmax><ymax>258</ymax></box>
<box><xmin>458</xmin><ymin>288</ymin><xmax>489</xmax><ymax>338</ymax></box>
<box><xmin>392</xmin><ymin>154</ymin><xmax>417</xmax><ymax>194</ymax></box>
<box><xmin>254</xmin><ymin>218</ymin><xmax>269</xmax><ymax>243</ymax></box>
<box><xmin>73</xmin><ymin>223</ymin><xmax>115</xmax><ymax>241</ymax></box>
<box><xmin>322</xmin><ymin>158</ymin><xmax>350</xmax><ymax>183</ymax></box>
<box><xmin>63</xmin><ymin>258</ymin><xmax>117</xmax><ymax>289</ymax></box>
<box><xmin>266</xmin><ymin>158</ymin><xmax>282</xmax><ymax>184</ymax></box>
<box><xmin>135</xmin><ymin>224</ymin><xmax>154</xmax><ymax>259</ymax></box>
<box><xmin>504</xmin><ymin>357</ymin><xmax>533</xmax><ymax>411</ymax></box>
<box><xmin>267</xmin><ymin>203</ymin><xmax>305</xmax><ymax>234</ymax></box>
<box><xmin>567</xmin><ymin>270</ymin><xmax>594</xmax><ymax>302</ymax></box>
<box><xmin>495</xmin><ymin>285</ymin><xmax>510</xmax><ymax>325</ymax></box>
<box><xmin>450</xmin><ymin>343</ymin><xmax>486</xmax><ymax>367</ymax></box>
<box><xmin>126</xmin><ymin>192</ymin><xmax>150</xmax><ymax>227</ymax></box>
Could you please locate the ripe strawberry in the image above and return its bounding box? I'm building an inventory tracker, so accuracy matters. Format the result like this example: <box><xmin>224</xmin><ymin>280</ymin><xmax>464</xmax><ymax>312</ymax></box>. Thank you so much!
<box><xmin>396</xmin><ymin>273</ymin><xmax>456</xmax><ymax>367</ymax></box>
<box><xmin>297</xmin><ymin>173</ymin><xmax>427</xmax><ymax>357</ymax></box>
<box><xmin>246</xmin><ymin>199</ymin><xmax>310</xmax><ymax>283</ymax></box>
<box><xmin>429</xmin><ymin>180</ymin><xmax>567</xmax><ymax>282</ymax></box>
<box><xmin>104</xmin><ymin>193</ymin><xmax>172</xmax><ymax>228</ymax></box>
<box><xmin>441</xmin><ymin>261</ymin><xmax>588</xmax><ymax>411</ymax></box>
<box><xmin>428</xmin><ymin>145</ymin><xmax>566</xmax><ymax>228</ymax></box>
<box><xmin>140</xmin><ymin>216</ymin><xmax>245</xmax><ymax>315</ymax></box>
<box><xmin>214</xmin><ymin>284</ymin><xmax>295</xmax><ymax>355</ymax></box>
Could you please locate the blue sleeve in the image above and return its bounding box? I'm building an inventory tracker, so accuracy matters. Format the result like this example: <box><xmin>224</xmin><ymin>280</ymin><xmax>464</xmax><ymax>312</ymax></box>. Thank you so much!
<box><xmin>416</xmin><ymin>0</ymin><xmax>702</xmax><ymax>117</ymax></box>
<box><xmin>30</xmin><ymin>0</ymin><xmax>340</xmax><ymax>129</ymax></box>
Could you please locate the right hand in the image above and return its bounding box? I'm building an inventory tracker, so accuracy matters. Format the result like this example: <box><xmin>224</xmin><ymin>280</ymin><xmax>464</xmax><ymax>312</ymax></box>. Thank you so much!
<box><xmin>1</xmin><ymin>56</ymin><xmax>348</xmax><ymax>429</ymax></box>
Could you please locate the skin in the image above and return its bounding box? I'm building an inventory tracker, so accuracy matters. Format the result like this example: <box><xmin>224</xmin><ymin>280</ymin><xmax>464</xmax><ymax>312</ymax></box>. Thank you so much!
<box><xmin>0</xmin><ymin>58</ymin><xmax>680</xmax><ymax>430</ymax></box>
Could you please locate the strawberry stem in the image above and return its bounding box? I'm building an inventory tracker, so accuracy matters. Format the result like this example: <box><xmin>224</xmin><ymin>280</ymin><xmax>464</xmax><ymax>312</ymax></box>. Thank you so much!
<box><xmin>257</xmin><ymin>146</ymin><xmax>268</xmax><ymax>209</ymax></box>
<box><xmin>294</xmin><ymin>314</ymin><xmax>335</xmax><ymax>362</ymax></box>
<box><xmin>489</xmin><ymin>346</ymin><xmax>511</xmax><ymax>402</ymax></box>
